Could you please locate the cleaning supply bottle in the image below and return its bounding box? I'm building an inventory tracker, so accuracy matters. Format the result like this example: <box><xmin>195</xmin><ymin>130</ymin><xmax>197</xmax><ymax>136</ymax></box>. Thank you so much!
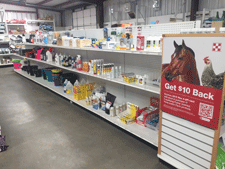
<box><xmin>146</xmin><ymin>35</ymin><xmax>152</xmax><ymax>51</ymax></box>
<box><xmin>74</xmin><ymin>80</ymin><xmax>80</xmax><ymax>86</ymax></box>
<box><xmin>76</xmin><ymin>55</ymin><xmax>82</xmax><ymax>71</ymax></box>
<box><xmin>66</xmin><ymin>81</ymin><xmax>73</xmax><ymax>94</ymax></box>
<box><xmin>64</xmin><ymin>79</ymin><xmax>68</xmax><ymax>93</ymax></box>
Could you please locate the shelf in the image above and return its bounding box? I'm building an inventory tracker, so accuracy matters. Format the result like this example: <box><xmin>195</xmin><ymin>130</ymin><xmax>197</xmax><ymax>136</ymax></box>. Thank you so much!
<box><xmin>0</xmin><ymin>54</ymin><xmax>13</xmax><ymax>57</ymax></box>
<box><xmin>0</xmin><ymin>63</ymin><xmax>13</xmax><ymax>67</ymax></box>
<box><xmin>7</xmin><ymin>24</ymin><xmax>26</xmax><ymax>26</ymax></box>
<box><xmin>14</xmin><ymin>69</ymin><xmax>158</xmax><ymax>147</ymax></box>
<box><xmin>15</xmin><ymin>54</ymin><xmax>160</xmax><ymax>94</ymax></box>
<box><xmin>27</xmin><ymin>20</ymin><xmax>54</xmax><ymax>23</ymax></box>
<box><xmin>17</xmin><ymin>43</ymin><xmax>162</xmax><ymax>56</ymax></box>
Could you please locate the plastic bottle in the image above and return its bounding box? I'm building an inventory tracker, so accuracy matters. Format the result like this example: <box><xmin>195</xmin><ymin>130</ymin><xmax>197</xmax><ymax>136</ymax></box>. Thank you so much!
<box><xmin>146</xmin><ymin>35</ymin><xmax>152</xmax><ymax>51</ymax></box>
<box><xmin>66</xmin><ymin>81</ymin><xmax>73</xmax><ymax>94</ymax></box>
<box><xmin>115</xmin><ymin>66</ymin><xmax>118</xmax><ymax>78</ymax></box>
<box><xmin>216</xmin><ymin>11</ymin><xmax>220</xmax><ymax>19</ymax></box>
<box><xmin>74</xmin><ymin>80</ymin><xmax>80</xmax><ymax>86</ymax></box>
<box><xmin>64</xmin><ymin>79</ymin><xmax>68</xmax><ymax>93</ymax></box>
<box><xmin>76</xmin><ymin>55</ymin><xmax>82</xmax><ymax>71</ymax></box>
<box><xmin>111</xmin><ymin>66</ymin><xmax>114</xmax><ymax>78</ymax></box>
<box><xmin>55</xmin><ymin>53</ymin><xmax>59</xmax><ymax>65</ymax></box>
<box><xmin>118</xmin><ymin>66</ymin><xmax>122</xmax><ymax>77</ymax></box>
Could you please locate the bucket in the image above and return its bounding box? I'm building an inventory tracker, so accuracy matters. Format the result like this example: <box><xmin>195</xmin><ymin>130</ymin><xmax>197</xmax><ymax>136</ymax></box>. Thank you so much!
<box><xmin>44</xmin><ymin>67</ymin><xmax>56</xmax><ymax>82</ymax></box>
<box><xmin>13</xmin><ymin>63</ymin><xmax>22</xmax><ymax>69</ymax></box>
<box><xmin>42</xmin><ymin>69</ymin><xmax>47</xmax><ymax>80</ymax></box>
<box><xmin>34</xmin><ymin>69</ymin><xmax>42</xmax><ymax>77</ymax></box>
<box><xmin>53</xmin><ymin>77</ymin><xmax>62</xmax><ymax>86</ymax></box>
<box><xmin>29</xmin><ymin>65</ymin><xmax>38</xmax><ymax>76</ymax></box>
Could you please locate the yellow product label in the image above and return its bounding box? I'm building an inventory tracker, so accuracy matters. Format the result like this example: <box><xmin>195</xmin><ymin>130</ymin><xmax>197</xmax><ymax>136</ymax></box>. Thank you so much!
<box><xmin>116</xmin><ymin>46</ymin><xmax>120</xmax><ymax>50</ymax></box>
<box><xmin>153</xmin><ymin>45</ymin><xmax>155</xmax><ymax>47</ymax></box>
<box><xmin>94</xmin><ymin>64</ymin><xmax>96</xmax><ymax>73</ymax></box>
<box><xmin>158</xmin><ymin>44</ymin><xmax>160</xmax><ymax>47</ymax></box>
<box><xmin>147</xmin><ymin>45</ymin><xmax>150</xmax><ymax>47</ymax></box>
<box><xmin>66</xmin><ymin>89</ymin><xmax>71</xmax><ymax>94</ymax></box>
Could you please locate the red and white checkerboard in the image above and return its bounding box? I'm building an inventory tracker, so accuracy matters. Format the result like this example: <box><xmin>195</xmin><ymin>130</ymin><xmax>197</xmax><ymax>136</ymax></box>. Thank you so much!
<box><xmin>212</xmin><ymin>43</ymin><xmax>222</xmax><ymax>52</ymax></box>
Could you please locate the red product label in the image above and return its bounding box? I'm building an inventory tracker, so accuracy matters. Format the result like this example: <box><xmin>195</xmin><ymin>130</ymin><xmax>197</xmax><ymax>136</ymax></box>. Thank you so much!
<box><xmin>136</xmin><ymin>36</ymin><xmax>145</xmax><ymax>51</ymax></box>
<box><xmin>161</xmin><ymin>78</ymin><xmax>223</xmax><ymax>129</ymax></box>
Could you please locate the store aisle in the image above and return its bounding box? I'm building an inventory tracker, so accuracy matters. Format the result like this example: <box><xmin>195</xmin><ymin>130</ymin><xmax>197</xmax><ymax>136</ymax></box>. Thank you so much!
<box><xmin>0</xmin><ymin>67</ymin><xmax>174</xmax><ymax>169</ymax></box>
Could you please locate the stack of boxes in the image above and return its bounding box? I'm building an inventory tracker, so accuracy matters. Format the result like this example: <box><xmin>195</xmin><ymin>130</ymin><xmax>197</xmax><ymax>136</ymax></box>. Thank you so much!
<box><xmin>73</xmin><ymin>82</ymin><xmax>95</xmax><ymax>101</ymax></box>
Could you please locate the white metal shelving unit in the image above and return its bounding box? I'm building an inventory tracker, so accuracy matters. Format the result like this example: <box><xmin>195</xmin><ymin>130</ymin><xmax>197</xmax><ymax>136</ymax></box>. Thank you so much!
<box><xmin>17</xmin><ymin>43</ymin><xmax>162</xmax><ymax>56</ymax></box>
<box><xmin>14</xmin><ymin>53</ymin><xmax>160</xmax><ymax>94</ymax></box>
<box><xmin>14</xmin><ymin>69</ymin><xmax>158</xmax><ymax>146</ymax></box>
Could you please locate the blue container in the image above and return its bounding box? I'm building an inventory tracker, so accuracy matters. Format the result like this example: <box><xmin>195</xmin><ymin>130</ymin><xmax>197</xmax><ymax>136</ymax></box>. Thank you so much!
<box><xmin>44</xmin><ymin>68</ymin><xmax>54</xmax><ymax>82</ymax></box>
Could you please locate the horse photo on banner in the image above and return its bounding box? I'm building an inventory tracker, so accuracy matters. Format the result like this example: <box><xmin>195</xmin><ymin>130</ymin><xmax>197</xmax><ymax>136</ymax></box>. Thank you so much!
<box><xmin>160</xmin><ymin>35</ymin><xmax>225</xmax><ymax>129</ymax></box>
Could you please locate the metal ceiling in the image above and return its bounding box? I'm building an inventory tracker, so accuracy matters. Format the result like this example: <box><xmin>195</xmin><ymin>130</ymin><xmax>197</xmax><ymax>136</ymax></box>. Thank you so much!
<box><xmin>0</xmin><ymin>0</ymin><xmax>105</xmax><ymax>12</ymax></box>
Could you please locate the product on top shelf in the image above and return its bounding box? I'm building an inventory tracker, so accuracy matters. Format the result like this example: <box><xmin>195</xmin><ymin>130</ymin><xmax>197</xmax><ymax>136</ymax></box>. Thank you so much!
<box><xmin>136</xmin><ymin>36</ymin><xmax>145</xmax><ymax>51</ymax></box>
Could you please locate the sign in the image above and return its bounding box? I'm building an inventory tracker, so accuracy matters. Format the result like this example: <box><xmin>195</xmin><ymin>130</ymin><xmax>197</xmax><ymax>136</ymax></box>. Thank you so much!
<box><xmin>161</xmin><ymin>35</ymin><xmax>225</xmax><ymax>129</ymax></box>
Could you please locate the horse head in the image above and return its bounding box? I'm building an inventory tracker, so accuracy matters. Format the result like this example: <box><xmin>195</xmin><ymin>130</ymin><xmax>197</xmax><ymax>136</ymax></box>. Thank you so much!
<box><xmin>162</xmin><ymin>40</ymin><xmax>200</xmax><ymax>85</ymax></box>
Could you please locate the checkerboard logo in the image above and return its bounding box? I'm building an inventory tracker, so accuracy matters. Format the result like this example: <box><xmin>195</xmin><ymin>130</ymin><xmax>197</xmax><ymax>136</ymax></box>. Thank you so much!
<box><xmin>212</xmin><ymin>43</ymin><xmax>222</xmax><ymax>52</ymax></box>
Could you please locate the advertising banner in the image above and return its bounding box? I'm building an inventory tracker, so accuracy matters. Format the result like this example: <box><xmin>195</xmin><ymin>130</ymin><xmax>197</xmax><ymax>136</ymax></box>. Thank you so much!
<box><xmin>161</xmin><ymin>35</ymin><xmax>225</xmax><ymax>129</ymax></box>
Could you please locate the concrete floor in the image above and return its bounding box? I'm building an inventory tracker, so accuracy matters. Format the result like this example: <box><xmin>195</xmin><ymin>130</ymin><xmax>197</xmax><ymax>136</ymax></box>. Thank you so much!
<box><xmin>0</xmin><ymin>67</ymin><xmax>174</xmax><ymax>169</ymax></box>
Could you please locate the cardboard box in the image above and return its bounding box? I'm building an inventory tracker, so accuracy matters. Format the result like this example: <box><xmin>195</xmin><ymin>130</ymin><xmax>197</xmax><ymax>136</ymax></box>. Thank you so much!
<box><xmin>76</xmin><ymin>39</ymin><xmax>92</xmax><ymax>48</ymax></box>
<box><xmin>211</xmin><ymin>21</ymin><xmax>225</xmax><ymax>33</ymax></box>
<box><xmin>57</xmin><ymin>37</ymin><xmax>62</xmax><ymax>46</ymax></box>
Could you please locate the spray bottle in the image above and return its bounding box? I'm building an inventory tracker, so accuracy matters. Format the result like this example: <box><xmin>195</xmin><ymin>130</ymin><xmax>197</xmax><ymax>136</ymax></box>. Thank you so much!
<box><xmin>76</xmin><ymin>55</ymin><xmax>82</xmax><ymax>71</ymax></box>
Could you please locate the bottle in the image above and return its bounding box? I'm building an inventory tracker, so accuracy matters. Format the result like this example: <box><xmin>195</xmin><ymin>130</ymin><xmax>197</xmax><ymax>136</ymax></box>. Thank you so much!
<box><xmin>115</xmin><ymin>66</ymin><xmax>118</xmax><ymax>78</ymax></box>
<box><xmin>74</xmin><ymin>80</ymin><xmax>80</xmax><ymax>86</ymax></box>
<box><xmin>110</xmin><ymin>107</ymin><xmax>115</xmax><ymax>117</ymax></box>
<box><xmin>55</xmin><ymin>53</ymin><xmax>59</xmax><ymax>64</ymax></box>
<box><xmin>118</xmin><ymin>66</ymin><xmax>122</xmax><ymax>78</ymax></box>
<box><xmin>126</xmin><ymin>33</ymin><xmax>131</xmax><ymax>50</ymax></box>
<box><xmin>119</xmin><ymin>105</ymin><xmax>123</xmax><ymax>113</ymax></box>
<box><xmin>71</xmin><ymin>57</ymin><xmax>75</xmax><ymax>69</ymax></box>
<box><xmin>76</xmin><ymin>55</ymin><xmax>82</xmax><ymax>71</ymax></box>
<box><xmin>216</xmin><ymin>11</ymin><xmax>220</xmax><ymax>19</ymax></box>
<box><xmin>122</xmin><ymin>103</ymin><xmax>127</xmax><ymax>111</ymax></box>
<box><xmin>146</xmin><ymin>35</ymin><xmax>151</xmax><ymax>51</ymax></box>
<box><xmin>116</xmin><ymin>106</ymin><xmax>119</xmax><ymax>115</ymax></box>
<box><xmin>66</xmin><ymin>81</ymin><xmax>73</xmax><ymax>94</ymax></box>
<box><xmin>222</xmin><ymin>11</ymin><xmax>225</xmax><ymax>20</ymax></box>
<box><xmin>64</xmin><ymin>79</ymin><xmax>68</xmax><ymax>93</ymax></box>
<box><xmin>111</xmin><ymin>66</ymin><xmax>114</xmax><ymax>78</ymax></box>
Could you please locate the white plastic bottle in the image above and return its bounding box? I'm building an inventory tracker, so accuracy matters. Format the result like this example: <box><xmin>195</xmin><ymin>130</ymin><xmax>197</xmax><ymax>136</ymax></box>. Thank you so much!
<box><xmin>74</xmin><ymin>80</ymin><xmax>80</xmax><ymax>86</ymax></box>
<box><xmin>66</xmin><ymin>81</ymin><xmax>73</xmax><ymax>94</ymax></box>
<box><xmin>146</xmin><ymin>36</ymin><xmax>152</xmax><ymax>51</ymax></box>
<box><xmin>64</xmin><ymin>79</ymin><xmax>68</xmax><ymax>93</ymax></box>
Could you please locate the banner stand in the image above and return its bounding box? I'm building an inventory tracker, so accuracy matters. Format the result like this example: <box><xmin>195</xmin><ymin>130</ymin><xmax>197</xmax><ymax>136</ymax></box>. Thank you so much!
<box><xmin>158</xmin><ymin>33</ymin><xmax>225</xmax><ymax>169</ymax></box>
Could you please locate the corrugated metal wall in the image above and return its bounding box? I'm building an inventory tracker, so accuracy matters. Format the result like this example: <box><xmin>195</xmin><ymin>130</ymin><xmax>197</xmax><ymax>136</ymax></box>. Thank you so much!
<box><xmin>0</xmin><ymin>3</ymin><xmax>61</xmax><ymax>26</ymax></box>
<box><xmin>104</xmin><ymin>0</ymin><xmax>225</xmax><ymax>23</ymax></box>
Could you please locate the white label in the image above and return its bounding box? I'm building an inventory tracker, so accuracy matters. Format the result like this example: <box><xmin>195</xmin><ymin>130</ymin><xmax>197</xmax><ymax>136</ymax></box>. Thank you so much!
<box><xmin>106</xmin><ymin>101</ymin><xmax>112</xmax><ymax>109</ymax></box>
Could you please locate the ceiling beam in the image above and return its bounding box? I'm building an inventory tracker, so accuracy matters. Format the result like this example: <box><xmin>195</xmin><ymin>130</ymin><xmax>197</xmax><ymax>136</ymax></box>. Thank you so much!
<box><xmin>0</xmin><ymin>0</ymin><xmax>63</xmax><ymax>12</ymax></box>
<box><xmin>54</xmin><ymin>0</ymin><xmax>77</xmax><ymax>8</ymax></box>
<box><xmin>36</xmin><ymin>0</ymin><xmax>53</xmax><ymax>5</ymax></box>
<box><xmin>65</xmin><ymin>3</ymin><xmax>92</xmax><ymax>10</ymax></box>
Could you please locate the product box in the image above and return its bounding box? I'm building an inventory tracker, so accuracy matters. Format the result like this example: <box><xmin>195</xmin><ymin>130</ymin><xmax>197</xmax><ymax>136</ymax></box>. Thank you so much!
<box><xmin>73</xmin><ymin>85</ymin><xmax>85</xmax><ymax>100</ymax></box>
<box><xmin>73</xmin><ymin>83</ymin><xmax>95</xmax><ymax>101</ymax></box>
<box><xmin>211</xmin><ymin>21</ymin><xmax>225</xmax><ymax>33</ymax></box>
<box><xmin>118</xmin><ymin>102</ymin><xmax>139</xmax><ymax>124</ymax></box>
<box><xmin>123</xmin><ymin>76</ymin><xmax>135</xmax><ymax>83</ymax></box>
<box><xmin>136</xmin><ymin>36</ymin><xmax>145</xmax><ymax>51</ymax></box>
<box><xmin>136</xmin><ymin>106</ymin><xmax>159</xmax><ymax>127</ymax></box>
<box><xmin>57</xmin><ymin>37</ymin><xmax>63</xmax><ymax>46</ymax></box>
<box><xmin>76</xmin><ymin>39</ymin><xmax>92</xmax><ymax>48</ymax></box>
<box><xmin>82</xmin><ymin>62</ymin><xmax>90</xmax><ymax>72</ymax></box>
